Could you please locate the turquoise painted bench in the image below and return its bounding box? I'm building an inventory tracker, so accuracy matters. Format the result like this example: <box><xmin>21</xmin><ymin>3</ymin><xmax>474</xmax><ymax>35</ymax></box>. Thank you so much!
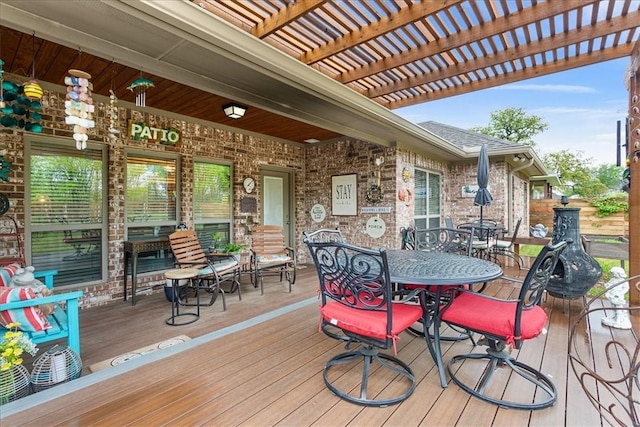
<box><xmin>1</xmin><ymin>269</ymin><xmax>82</xmax><ymax>355</ymax></box>
<box><xmin>1</xmin><ymin>290</ymin><xmax>83</xmax><ymax>355</ymax></box>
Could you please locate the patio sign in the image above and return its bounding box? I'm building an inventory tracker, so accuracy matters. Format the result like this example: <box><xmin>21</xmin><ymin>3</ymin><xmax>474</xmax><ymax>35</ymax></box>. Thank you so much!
<box><xmin>311</xmin><ymin>204</ymin><xmax>326</xmax><ymax>223</ymax></box>
<box><xmin>128</xmin><ymin>120</ymin><xmax>180</xmax><ymax>146</ymax></box>
<box><xmin>332</xmin><ymin>174</ymin><xmax>357</xmax><ymax>216</ymax></box>
<box><xmin>366</xmin><ymin>216</ymin><xmax>386</xmax><ymax>238</ymax></box>
<box><xmin>461</xmin><ymin>184</ymin><xmax>490</xmax><ymax>198</ymax></box>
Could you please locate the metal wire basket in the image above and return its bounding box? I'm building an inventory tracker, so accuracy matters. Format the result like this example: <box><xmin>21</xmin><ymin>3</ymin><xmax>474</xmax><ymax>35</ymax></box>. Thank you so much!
<box><xmin>0</xmin><ymin>364</ymin><xmax>31</xmax><ymax>404</ymax></box>
<box><xmin>30</xmin><ymin>344</ymin><xmax>82</xmax><ymax>392</ymax></box>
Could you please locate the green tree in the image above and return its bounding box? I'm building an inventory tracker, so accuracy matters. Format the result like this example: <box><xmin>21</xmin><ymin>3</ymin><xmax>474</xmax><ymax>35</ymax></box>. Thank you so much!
<box><xmin>592</xmin><ymin>163</ymin><xmax>624</xmax><ymax>191</ymax></box>
<box><xmin>543</xmin><ymin>150</ymin><xmax>606</xmax><ymax>197</ymax></box>
<box><xmin>469</xmin><ymin>107</ymin><xmax>549</xmax><ymax>147</ymax></box>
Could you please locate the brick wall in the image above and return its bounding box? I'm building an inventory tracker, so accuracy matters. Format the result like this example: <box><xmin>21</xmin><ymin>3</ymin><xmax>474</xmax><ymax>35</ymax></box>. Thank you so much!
<box><xmin>1</xmin><ymin>74</ymin><xmax>526</xmax><ymax>306</ymax></box>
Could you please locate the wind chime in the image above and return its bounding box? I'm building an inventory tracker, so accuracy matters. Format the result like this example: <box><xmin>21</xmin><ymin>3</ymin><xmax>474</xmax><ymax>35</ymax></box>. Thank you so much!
<box><xmin>64</xmin><ymin>69</ymin><xmax>95</xmax><ymax>150</ymax></box>
<box><xmin>107</xmin><ymin>71</ymin><xmax>119</xmax><ymax>142</ymax></box>
<box><xmin>127</xmin><ymin>73</ymin><xmax>154</xmax><ymax>107</ymax></box>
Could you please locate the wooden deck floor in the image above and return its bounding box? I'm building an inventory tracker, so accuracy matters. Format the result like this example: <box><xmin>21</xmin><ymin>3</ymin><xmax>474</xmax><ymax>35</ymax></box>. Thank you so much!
<box><xmin>2</xmin><ymin>260</ymin><xmax>637</xmax><ymax>426</ymax></box>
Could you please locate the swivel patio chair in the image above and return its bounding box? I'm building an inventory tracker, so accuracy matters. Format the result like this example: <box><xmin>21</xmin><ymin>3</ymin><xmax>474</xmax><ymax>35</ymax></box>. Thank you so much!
<box><xmin>250</xmin><ymin>225</ymin><xmax>296</xmax><ymax>294</ymax></box>
<box><xmin>303</xmin><ymin>228</ymin><xmax>348</xmax><ymax>342</ymax></box>
<box><xmin>440</xmin><ymin>241</ymin><xmax>567</xmax><ymax>410</ymax></box>
<box><xmin>168</xmin><ymin>230</ymin><xmax>241</xmax><ymax>309</ymax></box>
<box><xmin>305</xmin><ymin>240</ymin><xmax>426</xmax><ymax>407</ymax></box>
<box><xmin>568</xmin><ymin>273</ymin><xmax>639</xmax><ymax>426</ymax></box>
<box><xmin>490</xmin><ymin>218</ymin><xmax>523</xmax><ymax>269</ymax></box>
<box><xmin>444</xmin><ymin>215</ymin><xmax>455</xmax><ymax>229</ymax></box>
<box><xmin>400</xmin><ymin>226</ymin><xmax>415</xmax><ymax>250</ymax></box>
<box><xmin>401</xmin><ymin>226</ymin><xmax>476</xmax><ymax>341</ymax></box>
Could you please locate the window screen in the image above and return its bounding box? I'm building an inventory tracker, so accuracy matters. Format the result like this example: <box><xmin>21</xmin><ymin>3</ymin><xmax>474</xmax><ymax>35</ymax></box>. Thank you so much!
<box><xmin>29</xmin><ymin>142</ymin><xmax>105</xmax><ymax>287</ymax></box>
<box><xmin>193</xmin><ymin>161</ymin><xmax>232</xmax><ymax>250</ymax></box>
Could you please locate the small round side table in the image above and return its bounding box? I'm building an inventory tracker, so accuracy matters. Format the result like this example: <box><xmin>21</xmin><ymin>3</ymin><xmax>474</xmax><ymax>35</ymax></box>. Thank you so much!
<box><xmin>164</xmin><ymin>268</ymin><xmax>200</xmax><ymax>326</ymax></box>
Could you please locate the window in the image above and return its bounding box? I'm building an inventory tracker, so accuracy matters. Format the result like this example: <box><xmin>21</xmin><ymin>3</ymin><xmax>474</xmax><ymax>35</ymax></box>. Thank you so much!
<box><xmin>192</xmin><ymin>160</ymin><xmax>232</xmax><ymax>250</ymax></box>
<box><xmin>414</xmin><ymin>169</ymin><xmax>441</xmax><ymax>229</ymax></box>
<box><xmin>125</xmin><ymin>154</ymin><xmax>178</xmax><ymax>272</ymax></box>
<box><xmin>27</xmin><ymin>141</ymin><xmax>106</xmax><ymax>287</ymax></box>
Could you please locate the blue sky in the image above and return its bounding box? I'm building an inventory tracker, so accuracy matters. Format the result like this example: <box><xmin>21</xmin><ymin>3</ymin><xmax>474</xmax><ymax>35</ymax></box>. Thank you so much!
<box><xmin>395</xmin><ymin>57</ymin><xmax>632</xmax><ymax>166</ymax></box>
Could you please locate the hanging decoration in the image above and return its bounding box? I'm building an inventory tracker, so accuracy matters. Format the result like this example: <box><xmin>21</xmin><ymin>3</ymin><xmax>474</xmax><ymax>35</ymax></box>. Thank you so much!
<box><xmin>127</xmin><ymin>74</ymin><xmax>154</xmax><ymax>107</ymax></box>
<box><xmin>0</xmin><ymin>59</ymin><xmax>5</xmax><ymax>110</ymax></box>
<box><xmin>23</xmin><ymin>32</ymin><xmax>43</xmax><ymax>101</ymax></box>
<box><xmin>64</xmin><ymin>69</ymin><xmax>95</xmax><ymax>150</ymax></box>
<box><xmin>107</xmin><ymin>90</ymin><xmax>119</xmax><ymax>142</ymax></box>
<box><xmin>0</xmin><ymin>60</ymin><xmax>43</xmax><ymax>132</ymax></box>
<box><xmin>0</xmin><ymin>155</ymin><xmax>12</xmax><ymax>181</ymax></box>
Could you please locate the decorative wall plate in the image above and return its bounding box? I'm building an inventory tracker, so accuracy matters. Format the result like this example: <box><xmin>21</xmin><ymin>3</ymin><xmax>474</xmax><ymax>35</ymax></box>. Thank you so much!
<box><xmin>402</xmin><ymin>167</ymin><xmax>411</xmax><ymax>182</ymax></box>
<box><xmin>0</xmin><ymin>193</ymin><xmax>9</xmax><ymax>215</ymax></box>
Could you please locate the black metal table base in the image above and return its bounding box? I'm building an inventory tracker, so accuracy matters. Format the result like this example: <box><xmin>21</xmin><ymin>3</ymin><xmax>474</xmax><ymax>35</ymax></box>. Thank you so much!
<box><xmin>166</xmin><ymin>278</ymin><xmax>200</xmax><ymax>326</ymax></box>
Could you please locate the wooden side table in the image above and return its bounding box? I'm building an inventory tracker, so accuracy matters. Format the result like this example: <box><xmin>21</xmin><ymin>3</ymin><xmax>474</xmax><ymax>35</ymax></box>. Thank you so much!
<box><xmin>164</xmin><ymin>268</ymin><xmax>200</xmax><ymax>326</ymax></box>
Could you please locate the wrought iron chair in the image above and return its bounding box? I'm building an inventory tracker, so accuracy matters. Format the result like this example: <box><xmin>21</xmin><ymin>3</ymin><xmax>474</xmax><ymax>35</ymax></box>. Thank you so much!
<box><xmin>445</xmin><ymin>215</ymin><xmax>455</xmax><ymax>229</ymax></box>
<box><xmin>250</xmin><ymin>225</ymin><xmax>296</xmax><ymax>294</ymax></box>
<box><xmin>305</xmin><ymin>240</ymin><xmax>426</xmax><ymax>407</ymax></box>
<box><xmin>490</xmin><ymin>218</ymin><xmax>523</xmax><ymax>269</ymax></box>
<box><xmin>303</xmin><ymin>228</ymin><xmax>347</xmax><ymax>341</ymax></box>
<box><xmin>568</xmin><ymin>273</ymin><xmax>639</xmax><ymax>426</ymax></box>
<box><xmin>168</xmin><ymin>230</ymin><xmax>241</xmax><ymax>308</ymax></box>
<box><xmin>400</xmin><ymin>226</ymin><xmax>415</xmax><ymax>250</ymax></box>
<box><xmin>401</xmin><ymin>227</ymin><xmax>476</xmax><ymax>341</ymax></box>
<box><xmin>440</xmin><ymin>241</ymin><xmax>567</xmax><ymax>410</ymax></box>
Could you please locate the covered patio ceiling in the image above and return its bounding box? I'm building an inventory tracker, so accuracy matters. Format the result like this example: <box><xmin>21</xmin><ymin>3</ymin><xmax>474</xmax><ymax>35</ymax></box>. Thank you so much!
<box><xmin>1</xmin><ymin>0</ymin><xmax>638</xmax><ymax>164</ymax></box>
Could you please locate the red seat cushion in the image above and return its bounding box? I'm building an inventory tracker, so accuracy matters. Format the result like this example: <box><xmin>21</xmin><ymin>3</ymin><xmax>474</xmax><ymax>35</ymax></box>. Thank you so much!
<box><xmin>440</xmin><ymin>292</ymin><xmax>547</xmax><ymax>345</ymax></box>
<box><xmin>320</xmin><ymin>300</ymin><xmax>423</xmax><ymax>342</ymax></box>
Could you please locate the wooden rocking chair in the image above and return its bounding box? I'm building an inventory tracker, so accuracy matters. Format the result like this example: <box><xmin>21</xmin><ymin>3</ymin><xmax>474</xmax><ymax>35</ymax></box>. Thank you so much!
<box><xmin>169</xmin><ymin>230</ymin><xmax>241</xmax><ymax>308</ymax></box>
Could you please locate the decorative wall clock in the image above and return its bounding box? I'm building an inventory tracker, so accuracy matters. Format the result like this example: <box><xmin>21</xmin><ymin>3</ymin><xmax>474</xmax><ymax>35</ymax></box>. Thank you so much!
<box><xmin>243</xmin><ymin>177</ymin><xmax>256</xmax><ymax>194</ymax></box>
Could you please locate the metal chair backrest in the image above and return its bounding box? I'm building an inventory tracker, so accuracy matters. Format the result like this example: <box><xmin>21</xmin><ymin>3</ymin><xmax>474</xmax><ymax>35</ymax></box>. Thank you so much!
<box><xmin>302</xmin><ymin>228</ymin><xmax>344</xmax><ymax>243</ymax></box>
<box><xmin>305</xmin><ymin>240</ymin><xmax>394</xmax><ymax>347</ymax></box>
<box><xmin>445</xmin><ymin>216</ymin><xmax>454</xmax><ymax>229</ymax></box>
<box><xmin>414</xmin><ymin>227</ymin><xmax>473</xmax><ymax>256</ymax></box>
<box><xmin>504</xmin><ymin>218</ymin><xmax>522</xmax><ymax>247</ymax></box>
<box><xmin>514</xmin><ymin>241</ymin><xmax>567</xmax><ymax>337</ymax></box>
<box><xmin>400</xmin><ymin>227</ymin><xmax>415</xmax><ymax>250</ymax></box>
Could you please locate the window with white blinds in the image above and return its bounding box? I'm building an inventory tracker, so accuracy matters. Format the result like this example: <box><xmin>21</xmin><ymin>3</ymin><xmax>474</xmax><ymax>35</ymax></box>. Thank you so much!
<box><xmin>28</xmin><ymin>142</ymin><xmax>106</xmax><ymax>287</ymax></box>
<box><xmin>125</xmin><ymin>154</ymin><xmax>178</xmax><ymax>273</ymax></box>
<box><xmin>414</xmin><ymin>169</ymin><xmax>441</xmax><ymax>229</ymax></box>
<box><xmin>193</xmin><ymin>160</ymin><xmax>232</xmax><ymax>250</ymax></box>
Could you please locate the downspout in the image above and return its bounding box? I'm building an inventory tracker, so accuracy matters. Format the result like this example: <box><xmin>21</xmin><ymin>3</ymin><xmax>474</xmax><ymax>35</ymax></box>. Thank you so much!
<box><xmin>508</xmin><ymin>157</ymin><xmax>534</xmax><ymax>233</ymax></box>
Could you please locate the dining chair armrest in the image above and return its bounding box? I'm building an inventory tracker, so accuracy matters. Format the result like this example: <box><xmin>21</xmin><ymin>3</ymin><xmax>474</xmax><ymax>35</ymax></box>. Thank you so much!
<box><xmin>398</xmin><ymin>287</ymin><xmax>424</xmax><ymax>303</ymax></box>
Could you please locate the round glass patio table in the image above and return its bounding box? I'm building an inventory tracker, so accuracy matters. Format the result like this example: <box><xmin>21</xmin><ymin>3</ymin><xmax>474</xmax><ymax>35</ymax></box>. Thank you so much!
<box><xmin>386</xmin><ymin>249</ymin><xmax>503</xmax><ymax>388</ymax></box>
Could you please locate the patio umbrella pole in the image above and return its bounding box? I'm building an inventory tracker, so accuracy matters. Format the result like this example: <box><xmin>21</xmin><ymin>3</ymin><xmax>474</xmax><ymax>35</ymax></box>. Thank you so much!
<box><xmin>474</xmin><ymin>144</ymin><xmax>493</xmax><ymax>254</ymax></box>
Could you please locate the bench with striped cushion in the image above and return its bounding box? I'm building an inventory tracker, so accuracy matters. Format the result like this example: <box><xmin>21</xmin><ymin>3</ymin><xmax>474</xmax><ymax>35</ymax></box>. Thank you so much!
<box><xmin>1</xmin><ymin>290</ymin><xmax>83</xmax><ymax>355</ymax></box>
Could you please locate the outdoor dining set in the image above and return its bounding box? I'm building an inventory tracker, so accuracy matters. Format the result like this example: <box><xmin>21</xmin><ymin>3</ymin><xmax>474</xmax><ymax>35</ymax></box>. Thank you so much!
<box><xmin>303</xmin><ymin>225</ymin><xmax>568</xmax><ymax>410</ymax></box>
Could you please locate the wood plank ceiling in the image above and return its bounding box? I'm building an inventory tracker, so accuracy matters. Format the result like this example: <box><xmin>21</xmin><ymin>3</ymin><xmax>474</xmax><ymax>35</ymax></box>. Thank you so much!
<box><xmin>1</xmin><ymin>0</ymin><xmax>639</xmax><ymax>144</ymax></box>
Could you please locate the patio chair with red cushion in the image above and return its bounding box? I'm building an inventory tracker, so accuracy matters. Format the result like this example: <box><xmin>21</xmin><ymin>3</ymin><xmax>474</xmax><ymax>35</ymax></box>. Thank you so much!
<box><xmin>303</xmin><ymin>228</ymin><xmax>347</xmax><ymax>342</ymax></box>
<box><xmin>305</xmin><ymin>239</ymin><xmax>426</xmax><ymax>407</ymax></box>
<box><xmin>440</xmin><ymin>241</ymin><xmax>567</xmax><ymax>410</ymax></box>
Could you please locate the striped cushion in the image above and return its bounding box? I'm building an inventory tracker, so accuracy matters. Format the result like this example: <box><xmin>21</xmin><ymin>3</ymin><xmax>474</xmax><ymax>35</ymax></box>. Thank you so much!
<box><xmin>0</xmin><ymin>287</ymin><xmax>51</xmax><ymax>332</ymax></box>
<box><xmin>0</xmin><ymin>263</ymin><xmax>21</xmax><ymax>287</ymax></box>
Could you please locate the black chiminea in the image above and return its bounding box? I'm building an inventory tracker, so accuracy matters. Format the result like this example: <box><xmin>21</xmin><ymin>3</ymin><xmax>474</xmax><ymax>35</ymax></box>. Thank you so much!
<box><xmin>547</xmin><ymin>207</ymin><xmax>602</xmax><ymax>299</ymax></box>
